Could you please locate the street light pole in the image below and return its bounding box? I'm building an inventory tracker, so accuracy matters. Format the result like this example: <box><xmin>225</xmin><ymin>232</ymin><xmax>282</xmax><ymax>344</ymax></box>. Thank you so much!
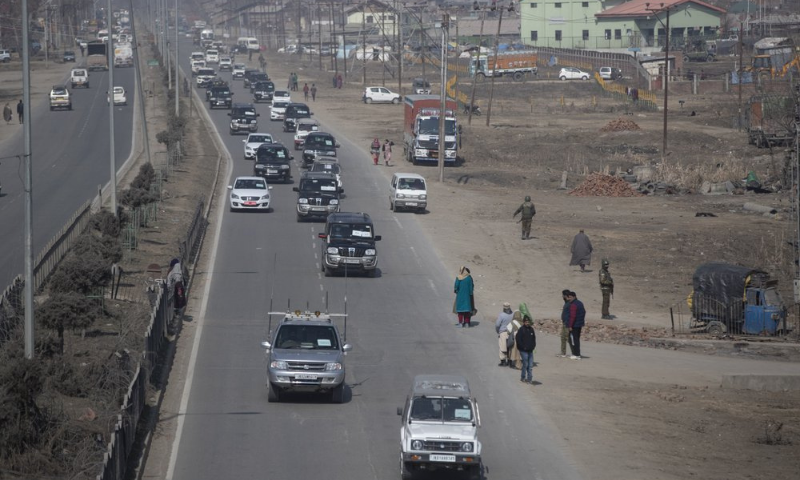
<box><xmin>486</xmin><ymin>2</ymin><xmax>506</xmax><ymax>127</ymax></box>
<box><xmin>646</xmin><ymin>2</ymin><xmax>670</xmax><ymax>159</ymax></box>
<box><xmin>467</xmin><ymin>4</ymin><xmax>486</xmax><ymax>125</ymax></box>
<box><xmin>22</xmin><ymin>0</ymin><xmax>35</xmax><ymax>360</ymax></box>
<box><xmin>107</xmin><ymin>0</ymin><xmax>117</xmax><ymax>216</ymax></box>
<box><xmin>437</xmin><ymin>13</ymin><xmax>448</xmax><ymax>183</ymax></box>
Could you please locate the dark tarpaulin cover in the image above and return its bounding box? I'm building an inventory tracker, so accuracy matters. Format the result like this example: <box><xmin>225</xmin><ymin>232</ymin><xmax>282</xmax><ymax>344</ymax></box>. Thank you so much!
<box><xmin>692</xmin><ymin>262</ymin><xmax>765</xmax><ymax>305</ymax></box>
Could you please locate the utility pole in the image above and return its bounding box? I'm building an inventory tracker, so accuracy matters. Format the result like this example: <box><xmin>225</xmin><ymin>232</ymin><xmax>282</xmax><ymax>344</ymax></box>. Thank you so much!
<box><xmin>398</xmin><ymin>0</ymin><xmax>403</xmax><ymax>94</ymax></box>
<box><xmin>107</xmin><ymin>0</ymin><xmax>117</xmax><ymax>216</ymax></box>
<box><xmin>318</xmin><ymin>5</ymin><xmax>323</xmax><ymax>70</ymax></box>
<box><xmin>330</xmin><ymin>2</ymin><xmax>336</xmax><ymax>72</ymax></box>
<box><xmin>362</xmin><ymin>0</ymin><xmax>366</xmax><ymax>85</ymax></box>
<box><xmin>486</xmin><ymin>2</ymin><xmax>506</xmax><ymax>127</ymax></box>
<box><xmin>175</xmin><ymin>0</ymin><xmax>179</xmax><ymax>118</ymax></box>
<box><xmin>737</xmin><ymin>21</ymin><xmax>743</xmax><ymax>131</ymax></box>
<box><xmin>467</xmin><ymin>5</ymin><xmax>486</xmax><ymax>125</ymax></box>
<box><xmin>22</xmin><ymin>0</ymin><xmax>35</xmax><ymax>360</ymax></box>
<box><xmin>437</xmin><ymin>13</ymin><xmax>448</xmax><ymax>183</ymax></box>
<box><xmin>128</xmin><ymin>0</ymin><xmax>151</xmax><ymax>166</ymax></box>
<box><xmin>342</xmin><ymin>2</ymin><xmax>347</xmax><ymax>80</ymax></box>
<box><xmin>646</xmin><ymin>2</ymin><xmax>671</xmax><ymax>159</ymax></box>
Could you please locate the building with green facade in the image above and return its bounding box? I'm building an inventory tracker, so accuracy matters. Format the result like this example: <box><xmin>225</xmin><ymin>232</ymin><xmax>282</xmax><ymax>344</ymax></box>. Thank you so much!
<box><xmin>520</xmin><ymin>0</ymin><xmax>726</xmax><ymax>52</ymax></box>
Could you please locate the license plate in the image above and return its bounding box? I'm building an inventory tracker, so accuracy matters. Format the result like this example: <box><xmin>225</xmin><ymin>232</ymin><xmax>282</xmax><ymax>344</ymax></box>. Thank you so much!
<box><xmin>345</xmin><ymin>258</ymin><xmax>361</xmax><ymax>264</ymax></box>
<box><xmin>406</xmin><ymin>202</ymin><xmax>418</xmax><ymax>206</ymax></box>
<box><xmin>267</xmin><ymin>169</ymin><xmax>278</xmax><ymax>174</ymax></box>
<box><xmin>430</xmin><ymin>454</ymin><xmax>455</xmax><ymax>462</ymax></box>
<box><xmin>312</xmin><ymin>207</ymin><xmax>326</xmax><ymax>211</ymax></box>
<box><xmin>243</xmin><ymin>201</ymin><xmax>257</xmax><ymax>206</ymax></box>
<box><xmin>295</xmin><ymin>374</ymin><xmax>317</xmax><ymax>380</ymax></box>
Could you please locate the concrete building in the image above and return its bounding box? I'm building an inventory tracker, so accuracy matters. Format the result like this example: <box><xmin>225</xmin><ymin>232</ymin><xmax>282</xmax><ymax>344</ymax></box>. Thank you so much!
<box><xmin>520</xmin><ymin>0</ymin><xmax>726</xmax><ymax>52</ymax></box>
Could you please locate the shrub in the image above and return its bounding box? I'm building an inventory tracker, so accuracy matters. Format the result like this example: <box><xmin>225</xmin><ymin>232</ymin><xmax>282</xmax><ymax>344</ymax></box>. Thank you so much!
<box><xmin>48</xmin><ymin>254</ymin><xmax>111</xmax><ymax>294</ymax></box>
<box><xmin>89</xmin><ymin>209</ymin><xmax>121</xmax><ymax>237</ymax></box>
<box><xmin>37</xmin><ymin>293</ymin><xmax>102</xmax><ymax>354</ymax></box>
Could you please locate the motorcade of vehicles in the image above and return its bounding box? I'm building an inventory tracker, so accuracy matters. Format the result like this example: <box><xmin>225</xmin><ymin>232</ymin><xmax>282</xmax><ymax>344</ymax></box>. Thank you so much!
<box><xmin>219</xmin><ymin>56</ymin><xmax>232</xmax><ymax>70</ymax></box>
<box><xmin>86</xmin><ymin>40</ymin><xmax>108</xmax><ymax>71</ymax></box>
<box><xmin>688</xmin><ymin>262</ymin><xmax>787</xmax><ymax>336</ymax></box>
<box><xmin>398</xmin><ymin>375</ymin><xmax>482</xmax><ymax>480</ymax></box>
<box><xmin>232</xmin><ymin>63</ymin><xmax>247</xmax><ymax>79</ymax></box>
<box><xmin>558</xmin><ymin>66</ymin><xmax>590</xmax><ymax>80</ymax></box>
<box><xmin>228</xmin><ymin>176</ymin><xmax>272</xmax><ymax>212</ymax></box>
<box><xmin>301</xmin><ymin>132</ymin><xmax>339</xmax><ymax>168</ymax></box>
<box><xmin>253</xmin><ymin>143</ymin><xmax>293</xmax><ymax>183</ymax></box>
<box><xmin>363</xmin><ymin>86</ymin><xmax>401</xmax><ymax>104</ymax></box>
<box><xmin>309</xmin><ymin>160</ymin><xmax>342</xmax><ymax>189</ymax></box>
<box><xmin>49</xmin><ymin>85</ymin><xmax>72</xmax><ymax>110</ymax></box>
<box><xmin>195</xmin><ymin>68</ymin><xmax>216</xmax><ymax>87</ymax></box>
<box><xmin>317</xmin><ymin>212</ymin><xmax>381</xmax><ymax>277</ymax></box>
<box><xmin>293</xmin><ymin>171</ymin><xmax>342</xmax><ymax>222</ymax></box>
<box><xmin>253</xmin><ymin>81</ymin><xmax>276</xmax><ymax>103</ymax></box>
<box><xmin>389</xmin><ymin>173</ymin><xmax>427</xmax><ymax>212</ymax></box>
<box><xmin>283</xmin><ymin>103</ymin><xmax>312</xmax><ymax>132</ymax></box>
<box><xmin>242</xmin><ymin>132</ymin><xmax>275</xmax><ymax>159</ymax></box>
<box><xmin>70</xmin><ymin>68</ymin><xmax>89</xmax><ymax>88</ymax></box>
<box><xmin>228</xmin><ymin>103</ymin><xmax>260</xmax><ymax>135</ymax></box>
<box><xmin>191</xmin><ymin>60</ymin><xmax>207</xmax><ymax>75</ymax></box>
<box><xmin>190</xmin><ymin>51</ymin><xmax>205</xmax><ymax>62</ymax></box>
<box><xmin>469</xmin><ymin>51</ymin><xmax>538</xmax><ymax>80</ymax></box>
<box><xmin>293</xmin><ymin>119</ymin><xmax>320</xmax><ymax>149</ymax></box>
<box><xmin>261</xmin><ymin>309</ymin><xmax>352</xmax><ymax>403</ymax></box>
<box><xmin>270</xmin><ymin>101</ymin><xmax>289</xmax><ymax>121</ymax></box>
<box><xmin>205</xmin><ymin>49</ymin><xmax>220</xmax><ymax>63</ymax></box>
<box><xmin>208</xmin><ymin>85</ymin><xmax>233</xmax><ymax>109</ymax></box>
<box><xmin>403</xmin><ymin>95</ymin><xmax>458</xmax><ymax>166</ymax></box>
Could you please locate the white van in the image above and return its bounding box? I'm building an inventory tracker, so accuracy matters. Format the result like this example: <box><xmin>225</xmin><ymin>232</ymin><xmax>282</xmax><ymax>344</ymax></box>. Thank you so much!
<box><xmin>237</xmin><ymin>37</ymin><xmax>261</xmax><ymax>52</ymax></box>
<box><xmin>390</xmin><ymin>173</ymin><xmax>427</xmax><ymax>212</ymax></box>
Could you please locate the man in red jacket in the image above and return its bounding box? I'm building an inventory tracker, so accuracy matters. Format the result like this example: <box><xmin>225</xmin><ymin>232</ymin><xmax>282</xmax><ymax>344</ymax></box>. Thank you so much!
<box><xmin>562</xmin><ymin>291</ymin><xmax>586</xmax><ymax>360</ymax></box>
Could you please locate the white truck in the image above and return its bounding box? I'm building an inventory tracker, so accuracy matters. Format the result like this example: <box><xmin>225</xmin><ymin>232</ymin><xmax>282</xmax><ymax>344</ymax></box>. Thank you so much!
<box><xmin>114</xmin><ymin>44</ymin><xmax>133</xmax><ymax>67</ymax></box>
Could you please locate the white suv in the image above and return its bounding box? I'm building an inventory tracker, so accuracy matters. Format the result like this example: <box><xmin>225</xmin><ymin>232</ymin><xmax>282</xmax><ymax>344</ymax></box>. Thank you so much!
<box><xmin>0</xmin><ymin>49</ymin><xmax>11</xmax><ymax>63</ymax></box>
<box><xmin>363</xmin><ymin>86</ymin><xmax>401</xmax><ymax>104</ymax></box>
<box><xmin>205</xmin><ymin>49</ymin><xmax>219</xmax><ymax>63</ymax></box>
<box><xmin>558</xmin><ymin>67</ymin><xmax>590</xmax><ymax>81</ymax></box>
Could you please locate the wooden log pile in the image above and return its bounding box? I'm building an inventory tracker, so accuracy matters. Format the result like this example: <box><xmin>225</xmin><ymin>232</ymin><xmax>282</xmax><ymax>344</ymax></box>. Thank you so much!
<box><xmin>600</xmin><ymin>118</ymin><xmax>641</xmax><ymax>132</ymax></box>
<box><xmin>569</xmin><ymin>173</ymin><xmax>644</xmax><ymax>197</ymax></box>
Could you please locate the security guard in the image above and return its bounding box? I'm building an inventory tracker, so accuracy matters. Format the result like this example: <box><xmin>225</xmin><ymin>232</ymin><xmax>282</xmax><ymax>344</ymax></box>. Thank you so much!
<box><xmin>512</xmin><ymin>196</ymin><xmax>536</xmax><ymax>240</ymax></box>
<box><xmin>599</xmin><ymin>259</ymin><xmax>614</xmax><ymax>319</ymax></box>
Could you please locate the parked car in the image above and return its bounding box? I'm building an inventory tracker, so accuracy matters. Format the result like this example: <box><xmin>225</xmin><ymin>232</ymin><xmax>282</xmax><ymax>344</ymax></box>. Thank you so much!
<box><xmin>63</xmin><ymin>50</ymin><xmax>76</xmax><ymax>62</ymax></box>
<box><xmin>598</xmin><ymin>66</ymin><xmax>622</xmax><ymax>81</ymax></box>
<box><xmin>558</xmin><ymin>67</ymin><xmax>591</xmax><ymax>81</ymax></box>
<box><xmin>363</xmin><ymin>86</ymin><xmax>401</xmax><ymax>104</ymax></box>
<box><xmin>0</xmin><ymin>49</ymin><xmax>11</xmax><ymax>63</ymax></box>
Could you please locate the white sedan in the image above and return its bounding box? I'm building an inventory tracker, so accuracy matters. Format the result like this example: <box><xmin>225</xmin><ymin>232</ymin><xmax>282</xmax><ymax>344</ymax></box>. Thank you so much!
<box><xmin>272</xmin><ymin>90</ymin><xmax>291</xmax><ymax>104</ymax></box>
<box><xmin>242</xmin><ymin>133</ymin><xmax>274</xmax><ymax>159</ymax></box>
<box><xmin>108</xmin><ymin>86</ymin><xmax>127</xmax><ymax>106</ymax></box>
<box><xmin>558</xmin><ymin>67</ymin><xmax>591</xmax><ymax>80</ymax></box>
<box><xmin>228</xmin><ymin>176</ymin><xmax>272</xmax><ymax>212</ymax></box>
<box><xmin>363</xmin><ymin>86</ymin><xmax>401</xmax><ymax>104</ymax></box>
<box><xmin>270</xmin><ymin>101</ymin><xmax>289</xmax><ymax>121</ymax></box>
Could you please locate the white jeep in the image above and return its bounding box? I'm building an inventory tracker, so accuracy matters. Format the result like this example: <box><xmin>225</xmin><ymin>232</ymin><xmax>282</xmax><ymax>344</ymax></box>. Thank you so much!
<box><xmin>70</xmin><ymin>68</ymin><xmax>89</xmax><ymax>88</ymax></box>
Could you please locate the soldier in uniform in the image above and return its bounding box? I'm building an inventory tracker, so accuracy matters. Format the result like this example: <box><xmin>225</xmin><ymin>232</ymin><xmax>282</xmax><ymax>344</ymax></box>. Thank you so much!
<box><xmin>512</xmin><ymin>196</ymin><xmax>536</xmax><ymax>240</ymax></box>
<box><xmin>599</xmin><ymin>259</ymin><xmax>614</xmax><ymax>319</ymax></box>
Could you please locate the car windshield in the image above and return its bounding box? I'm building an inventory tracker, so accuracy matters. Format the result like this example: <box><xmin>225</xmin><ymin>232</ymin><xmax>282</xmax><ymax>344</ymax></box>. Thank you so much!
<box><xmin>289</xmin><ymin>109</ymin><xmax>310</xmax><ymax>117</ymax></box>
<box><xmin>73</xmin><ymin>70</ymin><xmax>86</xmax><ymax>76</ymax></box>
<box><xmin>248</xmin><ymin>135</ymin><xmax>272</xmax><ymax>143</ymax></box>
<box><xmin>234</xmin><ymin>108</ymin><xmax>257</xmax><ymax>116</ymax></box>
<box><xmin>275</xmin><ymin>325</ymin><xmax>339</xmax><ymax>350</ymax></box>
<box><xmin>213</xmin><ymin>88</ymin><xmax>231</xmax><ymax>95</ymax></box>
<box><xmin>329</xmin><ymin>223</ymin><xmax>372</xmax><ymax>240</ymax></box>
<box><xmin>234</xmin><ymin>179</ymin><xmax>267</xmax><ymax>190</ymax></box>
<box><xmin>398</xmin><ymin>178</ymin><xmax>425</xmax><ymax>190</ymax></box>
<box><xmin>418</xmin><ymin>118</ymin><xmax>457</xmax><ymax>135</ymax></box>
<box><xmin>256</xmin><ymin>82</ymin><xmax>274</xmax><ymax>90</ymax></box>
<box><xmin>234</xmin><ymin>63</ymin><xmax>246</xmax><ymax>69</ymax></box>
<box><xmin>311</xmin><ymin>163</ymin><xmax>340</xmax><ymax>174</ymax></box>
<box><xmin>409</xmin><ymin>397</ymin><xmax>473</xmax><ymax>422</ymax></box>
<box><xmin>299</xmin><ymin>178</ymin><xmax>337</xmax><ymax>192</ymax></box>
<box><xmin>256</xmin><ymin>146</ymin><xmax>289</xmax><ymax>162</ymax></box>
<box><xmin>275</xmin><ymin>91</ymin><xmax>289</xmax><ymax>97</ymax></box>
<box><xmin>198</xmin><ymin>69</ymin><xmax>214</xmax><ymax>75</ymax></box>
<box><xmin>52</xmin><ymin>87</ymin><xmax>67</xmax><ymax>94</ymax></box>
<box><xmin>274</xmin><ymin>102</ymin><xmax>288</xmax><ymax>108</ymax></box>
<box><xmin>305</xmin><ymin>136</ymin><xmax>335</xmax><ymax>148</ymax></box>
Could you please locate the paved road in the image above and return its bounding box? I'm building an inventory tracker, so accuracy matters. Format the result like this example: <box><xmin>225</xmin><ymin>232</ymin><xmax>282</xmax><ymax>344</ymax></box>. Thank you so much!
<box><xmin>168</xmin><ymin>39</ymin><xmax>583</xmax><ymax>480</ymax></box>
<box><xmin>0</xmin><ymin>66</ymin><xmax>136</xmax><ymax>287</ymax></box>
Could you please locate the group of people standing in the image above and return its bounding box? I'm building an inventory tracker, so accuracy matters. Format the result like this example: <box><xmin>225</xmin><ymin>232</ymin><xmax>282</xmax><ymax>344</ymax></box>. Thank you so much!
<box><xmin>3</xmin><ymin>100</ymin><xmax>23</xmax><ymax>125</ymax></box>
<box><xmin>287</xmin><ymin>72</ymin><xmax>299</xmax><ymax>91</ymax></box>
<box><xmin>495</xmin><ymin>303</ymin><xmax>537</xmax><ymax>384</ymax></box>
<box><xmin>331</xmin><ymin>74</ymin><xmax>343</xmax><ymax>89</ymax></box>
<box><xmin>369</xmin><ymin>138</ymin><xmax>393</xmax><ymax>166</ymax></box>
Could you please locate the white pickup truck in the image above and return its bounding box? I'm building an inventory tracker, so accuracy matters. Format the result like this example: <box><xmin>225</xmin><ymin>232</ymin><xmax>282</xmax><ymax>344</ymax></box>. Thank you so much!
<box><xmin>70</xmin><ymin>68</ymin><xmax>89</xmax><ymax>88</ymax></box>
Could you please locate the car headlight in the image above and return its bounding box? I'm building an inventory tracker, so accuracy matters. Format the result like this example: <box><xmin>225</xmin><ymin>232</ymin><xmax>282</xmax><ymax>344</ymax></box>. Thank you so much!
<box><xmin>250</xmin><ymin>120</ymin><xmax>256</xmax><ymax>124</ymax></box>
<box><xmin>280</xmin><ymin>164</ymin><xmax>290</xmax><ymax>169</ymax></box>
<box><xmin>326</xmin><ymin>151</ymin><xmax>336</xmax><ymax>156</ymax></box>
<box><xmin>365</xmin><ymin>249</ymin><xmax>376</xmax><ymax>256</ymax></box>
<box><xmin>419</xmin><ymin>194</ymin><xmax>427</xmax><ymax>200</ymax></box>
<box><xmin>304</xmin><ymin>149</ymin><xmax>313</xmax><ymax>154</ymax></box>
<box><xmin>260</xmin><ymin>195</ymin><xmax>270</xmax><ymax>200</ymax></box>
<box><xmin>327</xmin><ymin>247</ymin><xmax>339</xmax><ymax>254</ymax></box>
<box><xmin>270</xmin><ymin>360</ymin><xmax>288</xmax><ymax>369</ymax></box>
<box><xmin>298</xmin><ymin>198</ymin><xmax>308</xmax><ymax>204</ymax></box>
<box><xmin>255</xmin><ymin>164</ymin><xmax>265</xmax><ymax>169</ymax></box>
<box><xmin>246</xmin><ymin>146</ymin><xmax>253</xmax><ymax>152</ymax></box>
<box><xmin>396</xmin><ymin>193</ymin><xmax>405</xmax><ymax>199</ymax></box>
<box><xmin>231</xmin><ymin>193</ymin><xmax>240</xmax><ymax>199</ymax></box>
<box><xmin>461</xmin><ymin>442</ymin><xmax>473</xmax><ymax>452</ymax></box>
<box><xmin>329</xmin><ymin>199</ymin><xmax>339</xmax><ymax>205</ymax></box>
<box><xmin>325</xmin><ymin>362</ymin><xmax>342</xmax><ymax>371</ymax></box>
<box><xmin>411</xmin><ymin>440</ymin><xmax>423</xmax><ymax>451</ymax></box>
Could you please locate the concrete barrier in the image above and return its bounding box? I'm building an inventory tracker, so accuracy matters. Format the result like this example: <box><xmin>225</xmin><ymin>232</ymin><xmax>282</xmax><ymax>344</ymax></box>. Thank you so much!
<box><xmin>722</xmin><ymin>374</ymin><xmax>800</xmax><ymax>392</ymax></box>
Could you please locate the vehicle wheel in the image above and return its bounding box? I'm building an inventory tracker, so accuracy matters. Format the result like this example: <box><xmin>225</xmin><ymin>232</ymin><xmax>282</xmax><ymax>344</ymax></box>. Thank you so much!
<box><xmin>49</xmin><ymin>106</ymin><xmax>53</xmax><ymax>111</ymax></box>
<box><xmin>367</xmin><ymin>269</ymin><xmax>377</xmax><ymax>278</ymax></box>
<box><xmin>392</xmin><ymin>97</ymin><xmax>400</xmax><ymax>104</ymax></box>
<box><xmin>267</xmin><ymin>383</ymin><xmax>280</xmax><ymax>402</ymax></box>
<box><xmin>330</xmin><ymin>383</ymin><xmax>345</xmax><ymax>403</ymax></box>
<box><xmin>468</xmin><ymin>463</ymin><xmax>482</xmax><ymax>480</ymax></box>
<box><xmin>707</xmin><ymin>321</ymin><xmax>727</xmax><ymax>336</ymax></box>
<box><xmin>400</xmin><ymin>453</ymin><xmax>412</xmax><ymax>480</ymax></box>
<box><xmin>513</xmin><ymin>71</ymin><xmax>524</xmax><ymax>82</ymax></box>
<box><xmin>582</xmin><ymin>75</ymin><xmax>589</xmax><ymax>80</ymax></box>
<box><xmin>683</xmin><ymin>56</ymin><xmax>690</xmax><ymax>63</ymax></box>
<box><xmin>476</xmin><ymin>73</ymin><xmax>486</xmax><ymax>82</ymax></box>
<box><xmin>390</xmin><ymin>199</ymin><xmax>394</xmax><ymax>211</ymax></box>
<box><xmin>323</xmin><ymin>266</ymin><xmax>331</xmax><ymax>277</ymax></box>
<box><xmin>68</xmin><ymin>105</ymin><xmax>72</xmax><ymax>110</ymax></box>
<box><xmin>559</xmin><ymin>76</ymin><xmax>567</xmax><ymax>81</ymax></box>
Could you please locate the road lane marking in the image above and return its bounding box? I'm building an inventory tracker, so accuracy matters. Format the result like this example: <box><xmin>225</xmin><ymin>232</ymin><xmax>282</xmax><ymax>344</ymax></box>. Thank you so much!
<box><xmin>428</xmin><ymin>278</ymin><xmax>440</xmax><ymax>297</ymax></box>
<box><xmin>393</xmin><ymin>216</ymin><xmax>403</xmax><ymax>230</ymax></box>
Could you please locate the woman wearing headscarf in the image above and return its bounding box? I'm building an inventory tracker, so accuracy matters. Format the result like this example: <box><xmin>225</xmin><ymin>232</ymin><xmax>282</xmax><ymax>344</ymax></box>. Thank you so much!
<box><xmin>453</xmin><ymin>266</ymin><xmax>475</xmax><ymax>328</ymax></box>
<box><xmin>507</xmin><ymin>309</ymin><xmax>523</xmax><ymax>369</ymax></box>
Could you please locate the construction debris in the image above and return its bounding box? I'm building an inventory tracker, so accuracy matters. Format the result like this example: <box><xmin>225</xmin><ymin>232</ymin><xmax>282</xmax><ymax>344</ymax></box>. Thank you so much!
<box><xmin>600</xmin><ymin>118</ymin><xmax>641</xmax><ymax>132</ymax></box>
<box><xmin>569</xmin><ymin>173</ymin><xmax>644</xmax><ymax>197</ymax></box>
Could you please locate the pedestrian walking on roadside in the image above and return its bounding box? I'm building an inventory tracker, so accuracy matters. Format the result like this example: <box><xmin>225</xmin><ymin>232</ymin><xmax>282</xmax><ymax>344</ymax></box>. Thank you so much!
<box><xmin>79</xmin><ymin>44</ymin><xmax>85</xmax><ymax>57</ymax></box>
<box><xmin>3</xmin><ymin>103</ymin><xmax>12</xmax><ymax>124</ymax></box>
<box><xmin>556</xmin><ymin>290</ymin><xmax>571</xmax><ymax>358</ymax></box>
<box><xmin>495</xmin><ymin>302</ymin><xmax>514</xmax><ymax>366</ymax></box>
<box><xmin>370</xmin><ymin>137</ymin><xmax>381</xmax><ymax>165</ymax></box>
<box><xmin>382</xmin><ymin>139</ymin><xmax>393</xmax><ymax>166</ymax></box>
<box><xmin>310</xmin><ymin>83</ymin><xmax>317</xmax><ymax>101</ymax></box>
<box><xmin>570</xmin><ymin>229</ymin><xmax>593</xmax><ymax>272</ymax></box>
<box><xmin>16</xmin><ymin>100</ymin><xmax>23</xmax><ymax>124</ymax></box>
<box><xmin>512</xmin><ymin>195</ymin><xmax>536</xmax><ymax>240</ymax></box>
<box><xmin>167</xmin><ymin>258</ymin><xmax>187</xmax><ymax>315</ymax></box>
<box><xmin>453</xmin><ymin>266</ymin><xmax>475</xmax><ymax>328</ymax></box>
<box><xmin>599</xmin><ymin>259</ymin><xmax>614</xmax><ymax>319</ymax></box>
<box><xmin>248</xmin><ymin>49</ymin><xmax>253</xmax><ymax>61</ymax></box>
<box><xmin>336</xmin><ymin>74</ymin><xmax>343</xmax><ymax>89</ymax></box>
<box><xmin>563</xmin><ymin>291</ymin><xmax>586</xmax><ymax>360</ymax></box>
<box><xmin>292</xmin><ymin>73</ymin><xmax>299</xmax><ymax>91</ymax></box>
<box><xmin>303</xmin><ymin>83</ymin><xmax>309</xmax><ymax>101</ymax></box>
<box><xmin>515</xmin><ymin>315</ymin><xmax>536</xmax><ymax>383</ymax></box>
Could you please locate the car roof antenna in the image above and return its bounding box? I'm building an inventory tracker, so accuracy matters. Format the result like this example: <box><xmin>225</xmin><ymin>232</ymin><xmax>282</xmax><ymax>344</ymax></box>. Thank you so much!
<box><xmin>267</xmin><ymin>252</ymin><xmax>277</xmax><ymax>336</ymax></box>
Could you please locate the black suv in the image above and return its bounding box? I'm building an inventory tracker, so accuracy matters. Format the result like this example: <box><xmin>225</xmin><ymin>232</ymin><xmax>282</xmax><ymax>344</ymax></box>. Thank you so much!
<box><xmin>283</xmin><ymin>103</ymin><xmax>312</xmax><ymax>132</ymax></box>
<box><xmin>254</xmin><ymin>143</ymin><xmax>293</xmax><ymax>183</ymax></box>
<box><xmin>242</xmin><ymin>69</ymin><xmax>262</xmax><ymax>88</ymax></box>
<box><xmin>318</xmin><ymin>212</ymin><xmax>381</xmax><ymax>277</ymax></box>
<box><xmin>253</xmin><ymin>80</ymin><xmax>275</xmax><ymax>102</ymax></box>
<box><xmin>208</xmin><ymin>86</ymin><xmax>233</xmax><ymax>109</ymax></box>
<box><xmin>293</xmin><ymin>171</ymin><xmax>342</xmax><ymax>222</ymax></box>
<box><xmin>301</xmin><ymin>132</ymin><xmax>339</xmax><ymax>168</ymax></box>
<box><xmin>228</xmin><ymin>103</ymin><xmax>259</xmax><ymax>135</ymax></box>
<box><xmin>248</xmin><ymin>73</ymin><xmax>270</xmax><ymax>92</ymax></box>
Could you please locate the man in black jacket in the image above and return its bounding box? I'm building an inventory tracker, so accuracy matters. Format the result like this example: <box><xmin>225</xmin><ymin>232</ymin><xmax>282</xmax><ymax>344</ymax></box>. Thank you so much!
<box><xmin>515</xmin><ymin>316</ymin><xmax>536</xmax><ymax>383</ymax></box>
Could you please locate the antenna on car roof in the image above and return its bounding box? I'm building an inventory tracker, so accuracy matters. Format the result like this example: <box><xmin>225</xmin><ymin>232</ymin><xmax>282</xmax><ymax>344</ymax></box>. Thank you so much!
<box><xmin>268</xmin><ymin>253</ymin><xmax>277</xmax><ymax>335</ymax></box>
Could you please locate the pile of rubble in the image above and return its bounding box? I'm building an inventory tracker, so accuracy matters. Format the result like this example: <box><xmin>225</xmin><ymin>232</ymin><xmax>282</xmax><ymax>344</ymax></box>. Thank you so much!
<box><xmin>600</xmin><ymin>118</ymin><xmax>641</xmax><ymax>132</ymax></box>
<box><xmin>569</xmin><ymin>173</ymin><xmax>644</xmax><ymax>197</ymax></box>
